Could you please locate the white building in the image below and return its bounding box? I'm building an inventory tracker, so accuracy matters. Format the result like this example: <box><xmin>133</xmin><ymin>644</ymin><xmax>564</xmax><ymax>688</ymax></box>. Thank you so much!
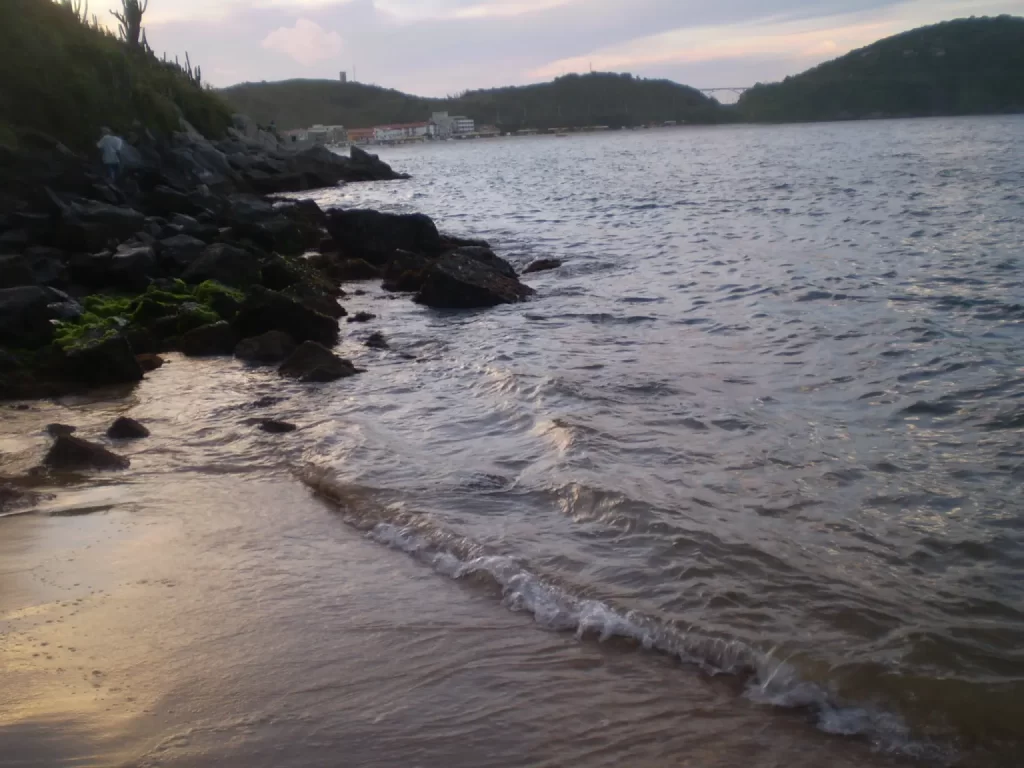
<box><xmin>453</xmin><ymin>116</ymin><xmax>475</xmax><ymax>134</ymax></box>
<box><xmin>373</xmin><ymin>122</ymin><xmax>431</xmax><ymax>143</ymax></box>
<box><xmin>430</xmin><ymin>112</ymin><xmax>475</xmax><ymax>138</ymax></box>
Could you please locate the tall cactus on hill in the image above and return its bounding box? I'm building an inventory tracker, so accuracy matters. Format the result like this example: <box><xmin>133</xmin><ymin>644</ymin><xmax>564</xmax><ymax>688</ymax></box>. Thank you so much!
<box><xmin>110</xmin><ymin>0</ymin><xmax>148</xmax><ymax>48</ymax></box>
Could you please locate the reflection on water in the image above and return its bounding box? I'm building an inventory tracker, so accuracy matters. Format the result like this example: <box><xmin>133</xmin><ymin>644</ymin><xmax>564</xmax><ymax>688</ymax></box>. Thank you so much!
<box><xmin>2</xmin><ymin>116</ymin><xmax>1024</xmax><ymax>767</ymax></box>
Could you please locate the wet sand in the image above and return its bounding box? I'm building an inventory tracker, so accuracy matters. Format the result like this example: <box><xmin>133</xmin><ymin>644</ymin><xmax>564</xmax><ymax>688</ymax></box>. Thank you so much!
<box><xmin>0</xmin><ymin>384</ymin><xmax>912</xmax><ymax>768</ymax></box>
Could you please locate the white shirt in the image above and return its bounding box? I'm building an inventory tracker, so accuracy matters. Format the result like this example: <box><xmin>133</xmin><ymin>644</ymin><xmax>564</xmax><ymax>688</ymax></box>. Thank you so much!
<box><xmin>97</xmin><ymin>135</ymin><xmax>124</xmax><ymax>164</ymax></box>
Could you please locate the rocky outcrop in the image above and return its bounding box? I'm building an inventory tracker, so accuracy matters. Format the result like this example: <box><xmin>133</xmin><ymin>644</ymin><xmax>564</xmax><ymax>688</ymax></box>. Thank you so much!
<box><xmin>364</xmin><ymin>332</ymin><xmax>389</xmax><ymax>350</ymax></box>
<box><xmin>522</xmin><ymin>258</ymin><xmax>563</xmax><ymax>274</ymax></box>
<box><xmin>233</xmin><ymin>287</ymin><xmax>339</xmax><ymax>347</ymax></box>
<box><xmin>0</xmin><ymin>287</ymin><xmax>54</xmax><ymax>348</ymax></box>
<box><xmin>331</xmin><ymin>258</ymin><xmax>381</xmax><ymax>282</ymax></box>
<box><xmin>449</xmin><ymin>246</ymin><xmax>518</xmax><ymax>279</ymax></box>
<box><xmin>278</xmin><ymin>341</ymin><xmax>362</xmax><ymax>383</ymax></box>
<box><xmin>416</xmin><ymin>251</ymin><xmax>535</xmax><ymax>309</ymax></box>
<box><xmin>107</xmin><ymin>416</ymin><xmax>150</xmax><ymax>439</ymax></box>
<box><xmin>257</xmin><ymin>419</ymin><xmax>297</xmax><ymax>434</ymax></box>
<box><xmin>179</xmin><ymin>321</ymin><xmax>238</xmax><ymax>357</ymax></box>
<box><xmin>326</xmin><ymin>210</ymin><xmax>441</xmax><ymax>265</ymax></box>
<box><xmin>44</xmin><ymin>434</ymin><xmax>130</xmax><ymax>471</ymax></box>
<box><xmin>136</xmin><ymin>353</ymin><xmax>165</xmax><ymax>372</ymax></box>
<box><xmin>234</xmin><ymin>330</ymin><xmax>297</xmax><ymax>365</ymax></box>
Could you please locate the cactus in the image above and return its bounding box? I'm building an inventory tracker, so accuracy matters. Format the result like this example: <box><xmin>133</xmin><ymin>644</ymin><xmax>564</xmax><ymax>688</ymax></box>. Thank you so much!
<box><xmin>110</xmin><ymin>0</ymin><xmax>148</xmax><ymax>47</ymax></box>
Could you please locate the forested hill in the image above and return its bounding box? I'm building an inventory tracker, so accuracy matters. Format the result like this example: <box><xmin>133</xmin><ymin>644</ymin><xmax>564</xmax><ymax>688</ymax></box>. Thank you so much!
<box><xmin>738</xmin><ymin>16</ymin><xmax>1024</xmax><ymax>122</ymax></box>
<box><xmin>220</xmin><ymin>73</ymin><xmax>730</xmax><ymax>131</ymax></box>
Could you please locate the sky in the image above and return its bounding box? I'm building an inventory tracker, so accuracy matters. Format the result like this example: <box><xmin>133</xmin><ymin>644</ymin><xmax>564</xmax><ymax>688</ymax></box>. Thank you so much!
<box><xmin>89</xmin><ymin>0</ymin><xmax>1024</xmax><ymax>95</ymax></box>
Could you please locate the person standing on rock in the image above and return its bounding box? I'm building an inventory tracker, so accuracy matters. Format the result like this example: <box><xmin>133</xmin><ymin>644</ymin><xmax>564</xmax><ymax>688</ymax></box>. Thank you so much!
<box><xmin>96</xmin><ymin>128</ymin><xmax>125</xmax><ymax>184</ymax></box>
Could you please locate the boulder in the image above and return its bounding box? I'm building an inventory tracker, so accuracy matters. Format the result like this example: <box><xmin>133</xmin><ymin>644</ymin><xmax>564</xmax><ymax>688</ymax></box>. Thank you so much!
<box><xmin>234</xmin><ymin>330</ymin><xmax>297</xmax><ymax>365</ymax></box>
<box><xmin>0</xmin><ymin>249</ymin><xmax>68</xmax><ymax>288</ymax></box>
<box><xmin>108</xmin><ymin>243</ymin><xmax>158</xmax><ymax>290</ymax></box>
<box><xmin>0</xmin><ymin>255</ymin><xmax>36</xmax><ymax>287</ymax></box>
<box><xmin>364</xmin><ymin>332</ymin><xmax>389</xmax><ymax>350</ymax></box>
<box><xmin>0</xmin><ymin>286</ymin><xmax>54</xmax><ymax>348</ymax></box>
<box><xmin>233</xmin><ymin>287</ymin><xmax>339</xmax><ymax>347</ymax></box>
<box><xmin>416</xmin><ymin>251</ymin><xmax>536</xmax><ymax>309</ymax></box>
<box><xmin>448</xmin><ymin>246</ymin><xmax>517</xmax><ymax>280</ymax></box>
<box><xmin>179</xmin><ymin>321</ymin><xmax>238</xmax><ymax>357</ymax></box>
<box><xmin>43</xmin><ymin>434</ymin><xmax>130</xmax><ymax>471</ymax></box>
<box><xmin>278</xmin><ymin>341</ymin><xmax>361</xmax><ymax>383</ymax></box>
<box><xmin>347</xmin><ymin>312</ymin><xmax>376</xmax><ymax>323</ymax></box>
<box><xmin>522</xmin><ymin>258</ymin><xmax>563</xmax><ymax>274</ymax></box>
<box><xmin>182</xmin><ymin>243</ymin><xmax>260</xmax><ymax>287</ymax></box>
<box><xmin>107</xmin><ymin>416</ymin><xmax>150</xmax><ymax>439</ymax></box>
<box><xmin>136</xmin><ymin>353</ymin><xmax>165</xmax><ymax>372</ymax></box>
<box><xmin>332</xmin><ymin>258</ymin><xmax>381</xmax><ymax>281</ymax></box>
<box><xmin>45</xmin><ymin>423</ymin><xmax>77</xmax><ymax>437</ymax></box>
<box><xmin>147</xmin><ymin>185</ymin><xmax>201</xmax><ymax>217</ymax></box>
<box><xmin>325</xmin><ymin>210</ymin><xmax>442</xmax><ymax>264</ymax></box>
<box><xmin>58</xmin><ymin>201</ymin><xmax>145</xmax><ymax>251</ymax></box>
<box><xmin>258</xmin><ymin>419</ymin><xmax>297</xmax><ymax>434</ymax></box>
<box><xmin>62</xmin><ymin>333</ymin><xmax>144</xmax><ymax>386</ymax></box>
<box><xmin>168</xmin><ymin>213</ymin><xmax>219</xmax><ymax>240</ymax></box>
<box><xmin>348</xmin><ymin>145</ymin><xmax>410</xmax><ymax>180</ymax></box>
<box><xmin>159</xmin><ymin>234</ymin><xmax>207</xmax><ymax>270</ymax></box>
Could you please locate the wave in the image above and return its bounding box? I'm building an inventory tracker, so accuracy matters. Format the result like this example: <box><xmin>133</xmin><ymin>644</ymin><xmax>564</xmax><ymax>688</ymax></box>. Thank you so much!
<box><xmin>300</xmin><ymin>468</ymin><xmax>950</xmax><ymax>764</ymax></box>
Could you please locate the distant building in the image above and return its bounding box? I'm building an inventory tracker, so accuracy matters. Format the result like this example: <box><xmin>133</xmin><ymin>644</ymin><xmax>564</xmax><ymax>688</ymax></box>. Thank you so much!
<box><xmin>347</xmin><ymin>128</ymin><xmax>375</xmax><ymax>144</ymax></box>
<box><xmin>373</xmin><ymin>122</ymin><xmax>431</xmax><ymax>143</ymax></box>
<box><xmin>339</xmin><ymin>71</ymin><xmax>347</xmax><ymax>83</ymax></box>
<box><xmin>306</xmin><ymin>124</ymin><xmax>347</xmax><ymax>144</ymax></box>
<box><xmin>430</xmin><ymin>112</ymin><xmax>475</xmax><ymax>138</ymax></box>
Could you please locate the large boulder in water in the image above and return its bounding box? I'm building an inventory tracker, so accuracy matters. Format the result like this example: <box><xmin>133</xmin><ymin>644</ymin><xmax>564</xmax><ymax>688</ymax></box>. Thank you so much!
<box><xmin>0</xmin><ymin>286</ymin><xmax>54</xmax><ymax>348</ymax></box>
<box><xmin>278</xmin><ymin>341</ymin><xmax>362</xmax><ymax>383</ymax></box>
<box><xmin>348</xmin><ymin>146</ymin><xmax>410</xmax><ymax>181</ymax></box>
<box><xmin>235</xmin><ymin>330</ymin><xmax>297</xmax><ymax>365</ymax></box>
<box><xmin>233</xmin><ymin>286</ymin><xmax>339</xmax><ymax>347</ymax></box>
<box><xmin>448</xmin><ymin>246</ymin><xmax>518</xmax><ymax>279</ymax></box>
<box><xmin>179</xmin><ymin>321</ymin><xmax>238</xmax><ymax>357</ymax></box>
<box><xmin>44</xmin><ymin>434</ymin><xmax>130</xmax><ymax>471</ymax></box>
<box><xmin>325</xmin><ymin>210</ymin><xmax>442</xmax><ymax>265</ymax></box>
<box><xmin>416</xmin><ymin>251</ymin><xmax>535</xmax><ymax>309</ymax></box>
<box><xmin>62</xmin><ymin>334</ymin><xmax>144</xmax><ymax>386</ymax></box>
<box><xmin>522</xmin><ymin>258</ymin><xmax>563</xmax><ymax>274</ymax></box>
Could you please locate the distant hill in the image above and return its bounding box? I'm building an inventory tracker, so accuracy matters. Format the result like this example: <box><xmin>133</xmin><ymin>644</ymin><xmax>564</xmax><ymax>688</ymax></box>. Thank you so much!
<box><xmin>220</xmin><ymin>72</ymin><xmax>730</xmax><ymax>131</ymax></box>
<box><xmin>738</xmin><ymin>16</ymin><xmax>1024</xmax><ymax>122</ymax></box>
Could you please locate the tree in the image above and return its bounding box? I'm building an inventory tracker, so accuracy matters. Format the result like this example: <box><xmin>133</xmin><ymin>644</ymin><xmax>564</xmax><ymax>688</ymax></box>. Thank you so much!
<box><xmin>110</xmin><ymin>0</ymin><xmax>147</xmax><ymax>48</ymax></box>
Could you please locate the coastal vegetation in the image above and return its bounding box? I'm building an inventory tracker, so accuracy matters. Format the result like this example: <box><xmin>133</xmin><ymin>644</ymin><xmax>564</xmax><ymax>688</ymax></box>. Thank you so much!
<box><xmin>220</xmin><ymin>73</ymin><xmax>730</xmax><ymax>131</ymax></box>
<box><xmin>738</xmin><ymin>16</ymin><xmax>1024</xmax><ymax>122</ymax></box>
<box><xmin>0</xmin><ymin>0</ymin><xmax>231</xmax><ymax>151</ymax></box>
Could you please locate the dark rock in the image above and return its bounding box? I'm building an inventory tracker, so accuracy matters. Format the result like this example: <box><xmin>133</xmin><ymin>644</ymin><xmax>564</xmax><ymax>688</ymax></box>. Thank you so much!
<box><xmin>440</xmin><ymin>233</ymin><xmax>491</xmax><ymax>250</ymax></box>
<box><xmin>278</xmin><ymin>341</ymin><xmax>362</xmax><ymax>383</ymax></box>
<box><xmin>347</xmin><ymin>312</ymin><xmax>376</xmax><ymax>323</ymax></box>
<box><xmin>0</xmin><ymin>482</ymin><xmax>49</xmax><ymax>514</ymax></box>
<box><xmin>179</xmin><ymin>321</ymin><xmax>238</xmax><ymax>357</ymax></box>
<box><xmin>364</xmin><ymin>332</ymin><xmax>389</xmax><ymax>350</ymax></box>
<box><xmin>0</xmin><ymin>255</ymin><xmax>36</xmax><ymax>287</ymax></box>
<box><xmin>147</xmin><ymin>185</ymin><xmax>200</xmax><ymax>217</ymax></box>
<box><xmin>290</xmin><ymin>290</ymin><xmax>346</xmax><ymax>320</ymax></box>
<box><xmin>325</xmin><ymin>210</ymin><xmax>441</xmax><ymax>264</ymax></box>
<box><xmin>168</xmin><ymin>213</ymin><xmax>218</xmax><ymax>240</ymax></box>
<box><xmin>349</xmin><ymin>145</ymin><xmax>410</xmax><ymax>181</ymax></box>
<box><xmin>332</xmin><ymin>258</ymin><xmax>381</xmax><ymax>282</ymax></box>
<box><xmin>62</xmin><ymin>334</ymin><xmax>144</xmax><ymax>386</ymax></box>
<box><xmin>158</xmin><ymin>234</ymin><xmax>207</xmax><ymax>270</ymax></box>
<box><xmin>136</xmin><ymin>353</ymin><xmax>165</xmax><ymax>372</ymax></box>
<box><xmin>0</xmin><ymin>287</ymin><xmax>55</xmax><ymax>348</ymax></box>
<box><xmin>108</xmin><ymin>243</ymin><xmax>158</xmax><ymax>290</ymax></box>
<box><xmin>382</xmin><ymin>270</ymin><xmax>427</xmax><ymax>293</ymax></box>
<box><xmin>0</xmin><ymin>249</ymin><xmax>68</xmax><ymax>289</ymax></box>
<box><xmin>44</xmin><ymin>435</ymin><xmax>130</xmax><ymax>471</ymax></box>
<box><xmin>58</xmin><ymin>201</ymin><xmax>145</xmax><ymax>251</ymax></box>
<box><xmin>258</xmin><ymin>419</ymin><xmax>297</xmax><ymax>434</ymax></box>
<box><xmin>235</xmin><ymin>331</ymin><xmax>297</xmax><ymax>365</ymax></box>
<box><xmin>107</xmin><ymin>416</ymin><xmax>150</xmax><ymax>439</ymax></box>
<box><xmin>416</xmin><ymin>251</ymin><xmax>536</xmax><ymax>309</ymax></box>
<box><xmin>182</xmin><ymin>243</ymin><xmax>260</xmax><ymax>287</ymax></box>
<box><xmin>522</xmin><ymin>258</ymin><xmax>563</xmax><ymax>274</ymax></box>
<box><xmin>448</xmin><ymin>246</ymin><xmax>517</xmax><ymax>280</ymax></box>
<box><xmin>45</xmin><ymin>423</ymin><xmax>77</xmax><ymax>437</ymax></box>
<box><xmin>233</xmin><ymin>287</ymin><xmax>339</xmax><ymax>347</ymax></box>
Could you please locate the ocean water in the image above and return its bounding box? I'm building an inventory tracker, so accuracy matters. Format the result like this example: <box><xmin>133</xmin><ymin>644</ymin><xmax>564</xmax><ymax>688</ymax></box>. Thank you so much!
<box><xmin>2</xmin><ymin>116</ymin><xmax>1023</xmax><ymax>767</ymax></box>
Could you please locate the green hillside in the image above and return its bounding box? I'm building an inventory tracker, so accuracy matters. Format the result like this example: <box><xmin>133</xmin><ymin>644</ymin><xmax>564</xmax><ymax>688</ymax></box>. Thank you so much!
<box><xmin>738</xmin><ymin>16</ymin><xmax>1024</xmax><ymax>122</ymax></box>
<box><xmin>0</xmin><ymin>0</ymin><xmax>231</xmax><ymax>150</ymax></box>
<box><xmin>220</xmin><ymin>72</ymin><xmax>730</xmax><ymax>131</ymax></box>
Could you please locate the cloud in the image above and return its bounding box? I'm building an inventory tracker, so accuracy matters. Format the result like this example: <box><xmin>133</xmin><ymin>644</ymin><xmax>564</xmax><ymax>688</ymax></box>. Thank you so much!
<box><xmin>261</xmin><ymin>18</ymin><xmax>344</xmax><ymax>66</ymax></box>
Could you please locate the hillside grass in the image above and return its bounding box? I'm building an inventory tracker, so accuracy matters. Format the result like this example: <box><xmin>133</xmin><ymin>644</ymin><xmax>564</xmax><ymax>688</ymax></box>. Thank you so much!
<box><xmin>0</xmin><ymin>0</ymin><xmax>232</xmax><ymax>150</ymax></box>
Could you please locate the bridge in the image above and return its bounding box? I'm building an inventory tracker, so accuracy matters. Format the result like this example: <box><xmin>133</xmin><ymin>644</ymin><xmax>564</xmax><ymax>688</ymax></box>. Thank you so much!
<box><xmin>697</xmin><ymin>87</ymin><xmax>752</xmax><ymax>98</ymax></box>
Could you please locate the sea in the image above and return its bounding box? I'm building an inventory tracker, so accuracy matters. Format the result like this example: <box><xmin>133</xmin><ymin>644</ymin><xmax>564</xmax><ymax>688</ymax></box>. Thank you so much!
<box><xmin>1</xmin><ymin>116</ymin><xmax>1022</xmax><ymax>768</ymax></box>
